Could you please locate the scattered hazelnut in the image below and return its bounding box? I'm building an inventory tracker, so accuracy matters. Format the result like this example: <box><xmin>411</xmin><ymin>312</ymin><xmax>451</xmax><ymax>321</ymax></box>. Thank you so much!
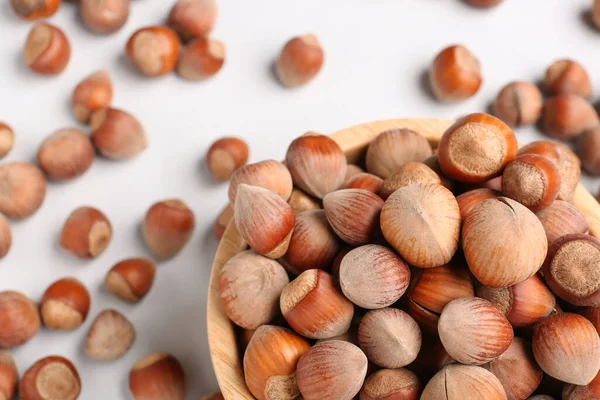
<box><xmin>542</xmin><ymin>94</ymin><xmax>599</xmax><ymax>139</ymax></box>
<box><xmin>0</xmin><ymin>123</ymin><xmax>15</xmax><ymax>158</ymax></box>
<box><xmin>0</xmin><ymin>352</ymin><xmax>17</xmax><ymax>400</ymax></box>
<box><xmin>285</xmin><ymin>133</ymin><xmax>347</xmax><ymax>199</ymax></box>
<box><xmin>532</xmin><ymin>312</ymin><xmax>600</xmax><ymax>385</ymax></box>
<box><xmin>378</xmin><ymin>162</ymin><xmax>440</xmax><ymax>200</ymax></box>
<box><xmin>23</xmin><ymin>22</ymin><xmax>71</xmax><ymax>75</ymax></box>
<box><xmin>344</xmin><ymin>164</ymin><xmax>365</xmax><ymax>185</ymax></box>
<box><xmin>104</xmin><ymin>258</ymin><xmax>156</xmax><ymax>303</ymax></box>
<box><xmin>502</xmin><ymin>154</ymin><xmax>561</xmax><ymax>211</ymax></box>
<box><xmin>456</xmin><ymin>188</ymin><xmax>499</xmax><ymax>220</ymax></box>
<box><xmin>465</xmin><ymin>0</ymin><xmax>504</xmax><ymax>8</ymax></box>
<box><xmin>206</xmin><ymin>137</ymin><xmax>248</xmax><ymax>181</ymax></box>
<box><xmin>0</xmin><ymin>214</ymin><xmax>12</xmax><ymax>259</ymax></box>
<box><xmin>213</xmin><ymin>203</ymin><xmax>233</xmax><ymax>240</ymax></box>
<box><xmin>125</xmin><ymin>26</ymin><xmax>181</xmax><ymax>77</ymax></box>
<box><xmin>228</xmin><ymin>160</ymin><xmax>293</xmax><ymax>203</ymax></box>
<box><xmin>0</xmin><ymin>291</ymin><xmax>40</xmax><ymax>348</ymax></box>
<box><xmin>0</xmin><ymin>162</ymin><xmax>46</xmax><ymax>219</ymax></box>
<box><xmin>243</xmin><ymin>325</ymin><xmax>310</xmax><ymax>400</ymax></box>
<box><xmin>287</xmin><ymin>188</ymin><xmax>321</xmax><ymax>214</ymax></box>
<box><xmin>429</xmin><ymin>44</ymin><xmax>482</xmax><ymax>102</ymax></box>
<box><xmin>580</xmin><ymin>306</ymin><xmax>600</xmax><ymax>335</ymax></box>
<box><xmin>280</xmin><ymin>269</ymin><xmax>354</xmax><ymax>339</ymax></box>
<box><xmin>518</xmin><ymin>140</ymin><xmax>561</xmax><ymax>163</ymax></box>
<box><xmin>438</xmin><ymin>113</ymin><xmax>518</xmax><ymax>183</ymax></box>
<box><xmin>80</xmin><ymin>0</ymin><xmax>129</xmax><ymax>34</ymax></box>
<box><xmin>545</xmin><ymin>59</ymin><xmax>592</xmax><ymax>99</ymax></box>
<box><xmin>344</xmin><ymin>173</ymin><xmax>383</xmax><ymax>194</ymax></box>
<box><xmin>10</xmin><ymin>0</ymin><xmax>61</xmax><ymax>20</ymax></box>
<box><xmin>535</xmin><ymin>200</ymin><xmax>589</xmax><ymax>245</ymax></box>
<box><xmin>40</xmin><ymin>277</ymin><xmax>91</xmax><ymax>330</ymax></box>
<box><xmin>358</xmin><ymin>308</ymin><xmax>421</xmax><ymax>368</ymax></box>
<box><xmin>282</xmin><ymin>210</ymin><xmax>340</xmax><ymax>275</ymax></box>
<box><xmin>421</xmin><ymin>365</ymin><xmax>507</xmax><ymax>400</ymax></box>
<box><xmin>60</xmin><ymin>206</ymin><xmax>112</xmax><ymax>259</ymax></box>
<box><xmin>296</xmin><ymin>340</ymin><xmax>367</xmax><ymax>400</ymax></box>
<box><xmin>494</xmin><ymin>81</ymin><xmax>543</xmax><ymax>127</ymax></box>
<box><xmin>129</xmin><ymin>353</ymin><xmax>186</xmax><ymax>400</ymax></box>
<box><xmin>339</xmin><ymin>245</ymin><xmax>410</xmax><ymax>309</ymax></box>
<box><xmin>323</xmin><ymin>189</ymin><xmax>384</xmax><ymax>245</ymax></box>
<box><xmin>168</xmin><ymin>0</ymin><xmax>218</xmax><ymax>42</ymax></box>
<box><xmin>71</xmin><ymin>69</ymin><xmax>113</xmax><ymax>123</ymax></box>
<box><xmin>462</xmin><ymin>197</ymin><xmax>547</xmax><ymax>287</ymax></box>
<box><xmin>594</xmin><ymin>0</ymin><xmax>600</xmax><ymax>30</ymax></box>
<box><xmin>381</xmin><ymin>184</ymin><xmax>460</xmax><ymax>268</ymax></box>
<box><xmin>365</xmin><ymin>129</ymin><xmax>433</xmax><ymax>179</ymax></box>
<box><xmin>177</xmin><ymin>38</ymin><xmax>225</xmax><ymax>81</ymax></box>
<box><xmin>20</xmin><ymin>356</ymin><xmax>81</xmax><ymax>400</ymax></box>
<box><xmin>143</xmin><ymin>199</ymin><xmax>195</xmax><ymax>259</ymax></box>
<box><xmin>219</xmin><ymin>251</ymin><xmax>289</xmax><ymax>329</ymax></box>
<box><xmin>234</xmin><ymin>185</ymin><xmax>294</xmax><ymax>258</ymax></box>
<box><xmin>90</xmin><ymin>107</ymin><xmax>148</xmax><ymax>160</ymax></box>
<box><xmin>85</xmin><ymin>309</ymin><xmax>136</xmax><ymax>361</ymax></box>
<box><xmin>359</xmin><ymin>368</ymin><xmax>421</xmax><ymax>400</ymax></box>
<box><xmin>37</xmin><ymin>127</ymin><xmax>95</xmax><ymax>181</ymax></box>
<box><xmin>563</xmin><ymin>370</ymin><xmax>600</xmax><ymax>400</ymax></box>
<box><xmin>276</xmin><ymin>34</ymin><xmax>324</xmax><ymax>88</ymax></box>
<box><xmin>577</xmin><ymin>127</ymin><xmax>600</xmax><ymax>175</ymax></box>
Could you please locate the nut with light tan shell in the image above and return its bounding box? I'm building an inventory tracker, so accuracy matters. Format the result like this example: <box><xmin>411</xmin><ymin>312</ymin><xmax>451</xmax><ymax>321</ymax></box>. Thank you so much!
<box><xmin>125</xmin><ymin>26</ymin><xmax>181</xmax><ymax>77</ymax></box>
<box><xmin>344</xmin><ymin>173</ymin><xmax>383</xmax><ymax>194</ymax></box>
<box><xmin>456</xmin><ymin>188</ymin><xmax>499</xmax><ymax>220</ymax></box>
<box><xmin>37</xmin><ymin>127</ymin><xmax>95</xmax><ymax>181</ymax></box>
<box><xmin>359</xmin><ymin>368</ymin><xmax>421</xmax><ymax>400</ymax></box>
<box><xmin>228</xmin><ymin>160</ymin><xmax>293</xmax><ymax>203</ymax></box>
<box><xmin>143</xmin><ymin>199</ymin><xmax>195</xmax><ymax>260</ymax></box>
<box><xmin>20</xmin><ymin>356</ymin><xmax>81</xmax><ymax>400</ymax></box>
<box><xmin>494</xmin><ymin>81</ymin><xmax>543</xmax><ymax>127</ymax></box>
<box><xmin>536</xmin><ymin>200</ymin><xmax>589</xmax><ymax>245</ymax></box>
<box><xmin>421</xmin><ymin>364</ymin><xmax>507</xmax><ymax>400</ymax></box>
<box><xmin>105</xmin><ymin>258</ymin><xmax>156</xmax><ymax>303</ymax></box>
<box><xmin>85</xmin><ymin>309</ymin><xmax>136</xmax><ymax>361</ymax></box>
<box><xmin>72</xmin><ymin>69</ymin><xmax>113</xmax><ymax>123</ymax></box>
<box><xmin>168</xmin><ymin>0</ymin><xmax>218</xmax><ymax>42</ymax></box>
<box><xmin>60</xmin><ymin>206</ymin><xmax>112</xmax><ymax>259</ymax></box>
<box><xmin>0</xmin><ymin>352</ymin><xmax>18</xmax><ymax>400</ymax></box>
<box><xmin>0</xmin><ymin>291</ymin><xmax>40</xmax><ymax>349</ymax></box>
<box><xmin>276</xmin><ymin>34</ymin><xmax>324</xmax><ymax>88</ymax></box>
<box><xmin>23</xmin><ymin>22</ymin><xmax>71</xmax><ymax>75</ymax></box>
<box><xmin>129</xmin><ymin>353</ymin><xmax>186</xmax><ymax>400</ymax></box>
<box><xmin>80</xmin><ymin>0</ymin><xmax>130</xmax><ymax>34</ymax></box>
<box><xmin>0</xmin><ymin>123</ymin><xmax>15</xmax><ymax>158</ymax></box>
<box><xmin>40</xmin><ymin>277</ymin><xmax>90</xmax><ymax>330</ymax></box>
<box><xmin>378</xmin><ymin>162</ymin><xmax>440</xmax><ymax>200</ymax></box>
<box><xmin>90</xmin><ymin>107</ymin><xmax>147</xmax><ymax>160</ymax></box>
<box><xmin>0</xmin><ymin>162</ymin><xmax>47</xmax><ymax>219</ymax></box>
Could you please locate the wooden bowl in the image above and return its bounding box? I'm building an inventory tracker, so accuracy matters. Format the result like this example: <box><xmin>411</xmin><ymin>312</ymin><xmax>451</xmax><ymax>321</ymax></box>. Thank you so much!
<box><xmin>206</xmin><ymin>118</ymin><xmax>600</xmax><ymax>399</ymax></box>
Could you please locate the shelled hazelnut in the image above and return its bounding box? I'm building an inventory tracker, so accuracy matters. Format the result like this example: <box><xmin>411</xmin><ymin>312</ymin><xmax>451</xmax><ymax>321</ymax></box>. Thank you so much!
<box><xmin>213</xmin><ymin>204</ymin><xmax>233</xmax><ymax>240</ymax></box>
<box><xmin>85</xmin><ymin>309</ymin><xmax>136</xmax><ymax>361</ymax></box>
<box><xmin>60</xmin><ymin>206</ymin><xmax>112</xmax><ymax>259</ymax></box>
<box><xmin>20</xmin><ymin>356</ymin><xmax>81</xmax><ymax>400</ymax></box>
<box><xmin>494</xmin><ymin>81</ymin><xmax>543</xmax><ymax>127</ymax></box>
<box><xmin>72</xmin><ymin>69</ymin><xmax>113</xmax><ymax>124</ymax></box>
<box><xmin>40</xmin><ymin>277</ymin><xmax>91</xmax><ymax>330</ymax></box>
<box><xmin>81</xmin><ymin>0</ymin><xmax>130</xmax><ymax>34</ymax></box>
<box><xmin>344</xmin><ymin>173</ymin><xmax>383</xmax><ymax>194</ymax></box>
<box><xmin>287</xmin><ymin>189</ymin><xmax>321</xmax><ymax>214</ymax></box>
<box><xmin>206</xmin><ymin>137</ymin><xmax>248</xmax><ymax>181</ymax></box>
<box><xmin>129</xmin><ymin>353</ymin><xmax>185</xmax><ymax>400</ymax></box>
<box><xmin>126</xmin><ymin>26</ymin><xmax>181</xmax><ymax>77</ymax></box>
<box><xmin>0</xmin><ymin>123</ymin><xmax>15</xmax><ymax>158</ymax></box>
<box><xmin>0</xmin><ymin>215</ymin><xmax>12</xmax><ymax>259</ymax></box>
<box><xmin>37</xmin><ymin>127</ymin><xmax>95</xmax><ymax>181</ymax></box>
<box><xmin>421</xmin><ymin>365</ymin><xmax>506</xmax><ymax>400</ymax></box>
<box><xmin>0</xmin><ymin>352</ymin><xmax>17</xmax><ymax>400</ymax></box>
<box><xmin>228</xmin><ymin>160</ymin><xmax>293</xmax><ymax>203</ymax></box>
<box><xmin>378</xmin><ymin>162</ymin><xmax>440</xmax><ymax>200</ymax></box>
<box><xmin>178</xmin><ymin>38</ymin><xmax>225</xmax><ymax>81</ymax></box>
<box><xmin>577</xmin><ymin>127</ymin><xmax>600</xmax><ymax>175</ymax></box>
<box><xmin>23</xmin><ymin>23</ymin><xmax>71</xmax><ymax>75</ymax></box>
<box><xmin>429</xmin><ymin>45</ymin><xmax>482</xmax><ymax>102</ymax></box>
<box><xmin>143</xmin><ymin>199</ymin><xmax>195</xmax><ymax>259</ymax></box>
<box><xmin>535</xmin><ymin>200</ymin><xmax>589</xmax><ymax>245</ymax></box>
<box><xmin>0</xmin><ymin>291</ymin><xmax>40</xmax><ymax>349</ymax></box>
<box><xmin>456</xmin><ymin>188</ymin><xmax>499</xmax><ymax>221</ymax></box>
<box><xmin>90</xmin><ymin>107</ymin><xmax>147</xmax><ymax>160</ymax></box>
<box><xmin>104</xmin><ymin>258</ymin><xmax>156</xmax><ymax>303</ymax></box>
<box><xmin>276</xmin><ymin>34</ymin><xmax>324</xmax><ymax>88</ymax></box>
<box><xmin>545</xmin><ymin>59</ymin><xmax>592</xmax><ymax>99</ymax></box>
<box><xmin>11</xmin><ymin>0</ymin><xmax>61</xmax><ymax>20</ymax></box>
<box><xmin>168</xmin><ymin>0</ymin><xmax>218</xmax><ymax>42</ymax></box>
<box><xmin>542</xmin><ymin>94</ymin><xmax>599</xmax><ymax>139</ymax></box>
<box><xmin>0</xmin><ymin>162</ymin><xmax>47</xmax><ymax>219</ymax></box>
<box><xmin>465</xmin><ymin>0</ymin><xmax>504</xmax><ymax>8</ymax></box>
<box><xmin>360</xmin><ymin>368</ymin><xmax>421</xmax><ymax>400</ymax></box>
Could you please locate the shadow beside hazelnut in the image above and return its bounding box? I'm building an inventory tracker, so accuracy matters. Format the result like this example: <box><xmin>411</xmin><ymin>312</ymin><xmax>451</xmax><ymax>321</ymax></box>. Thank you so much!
<box><xmin>23</xmin><ymin>22</ymin><xmax>71</xmax><ymax>75</ymax></box>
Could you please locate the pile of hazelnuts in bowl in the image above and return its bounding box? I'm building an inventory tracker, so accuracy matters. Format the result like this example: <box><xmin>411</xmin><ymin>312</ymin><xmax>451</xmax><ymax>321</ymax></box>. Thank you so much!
<box><xmin>216</xmin><ymin>113</ymin><xmax>600</xmax><ymax>400</ymax></box>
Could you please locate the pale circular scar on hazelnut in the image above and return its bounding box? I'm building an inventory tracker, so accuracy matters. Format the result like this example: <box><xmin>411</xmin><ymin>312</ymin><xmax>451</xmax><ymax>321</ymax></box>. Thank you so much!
<box><xmin>35</xmin><ymin>362</ymin><xmax>80</xmax><ymax>400</ymax></box>
<box><xmin>551</xmin><ymin>240</ymin><xmax>600</xmax><ymax>297</ymax></box>
<box><xmin>89</xmin><ymin>221</ymin><xmax>111</xmax><ymax>257</ymax></box>
<box><xmin>132</xmin><ymin>32</ymin><xmax>165</xmax><ymax>76</ymax></box>
<box><xmin>455</xmin><ymin>45</ymin><xmax>481</xmax><ymax>76</ymax></box>
<box><xmin>24</xmin><ymin>24</ymin><xmax>51</xmax><ymax>65</ymax></box>
<box><xmin>447</xmin><ymin>123</ymin><xmax>504</xmax><ymax>176</ymax></box>
<box><xmin>503</xmin><ymin>162</ymin><xmax>545</xmax><ymax>206</ymax></box>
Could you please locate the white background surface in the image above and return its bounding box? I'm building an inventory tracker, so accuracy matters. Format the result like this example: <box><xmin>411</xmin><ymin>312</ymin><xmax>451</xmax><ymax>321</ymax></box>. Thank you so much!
<box><xmin>0</xmin><ymin>0</ymin><xmax>599</xmax><ymax>398</ymax></box>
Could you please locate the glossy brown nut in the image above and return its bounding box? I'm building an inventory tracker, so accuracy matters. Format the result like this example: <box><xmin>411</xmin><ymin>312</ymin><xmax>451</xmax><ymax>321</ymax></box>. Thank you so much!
<box><xmin>0</xmin><ymin>352</ymin><xmax>18</xmax><ymax>400</ymax></box>
<box><xmin>429</xmin><ymin>44</ymin><xmax>482</xmax><ymax>102</ymax></box>
<box><xmin>72</xmin><ymin>69</ymin><xmax>113</xmax><ymax>123</ymax></box>
<box><xmin>366</xmin><ymin>129</ymin><xmax>432</xmax><ymax>179</ymax></box>
<box><xmin>41</xmin><ymin>277</ymin><xmax>91</xmax><ymax>330</ymax></box>
<box><xmin>545</xmin><ymin>59</ymin><xmax>592</xmax><ymax>99</ymax></box>
<box><xmin>177</xmin><ymin>38</ymin><xmax>225</xmax><ymax>81</ymax></box>
<box><xmin>37</xmin><ymin>127</ymin><xmax>95</xmax><ymax>181</ymax></box>
<box><xmin>456</xmin><ymin>188</ymin><xmax>499</xmax><ymax>220</ymax></box>
<box><xmin>23</xmin><ymin>23</ymin><xmax>71</xmax><ymax>75</ymax></box>
<box><xmin>105</xmin><ymin>258</ymin><xmax>156</xmax><ymax>303</ymax></box>
<box><xmin>535</xmin><ymin>200</ymin><xmax>589</xmax><ymax>245</ymax></box>
<box><xmin>143</xmin><ymin>199</ymin><xmax>195</xmax><ymax>260</ymax></box>
<box><xmin>518</xmin><ymin>141</ymin><xmax>561</xmax><ymax>163</ymax></box>
<box><xmin>81</xmin><ymin>0</ymin><xmax>130</xmax><ymax>34</ymax></box>
<box><xmin>578</xmin><ymin>127</ymin><xmax>600</xmax><ymax>175</ymax></box>
<box><xmin>228</xmin><ymin>160</ymin><xmax>293</xmax><ymax>203</ymax></box>
<box><xmin>344</xmin><ymin>173</ymin><xmax>383</xmax><ymax>194</ymax></box>
<box><xmin>11</xmin><ymin>0</ymin><xmax>61</xmax><ymax>20</ymax></box>
<box><xmin>276</xmin><ymin>34</ymin><xmax>324</xmax><ymax>88</ymax></box>
<box><xmin>129</xmin><ymin>353</ymin><xmax>185</xmax><ymax>400</ymax></box>
<box><xmin>125</xmin><ymin>26</ymin><xmax>181</xmax><ymax>77</ymax></box>
<box><xmin>0</xmin><ymin>291</ymin><xmax>40</xmax><ymax>349</ymax></box>
<box><xmin>580</xmin><ymin>305</ymin><xmax>600</xmax><ymax>335</ymax></box>
<box><xmin>60</xmin><ymin>206</ymin><xmax>112</xmax><ymax>259</ymax></box>
<box><xmin>90</xmin><ymin>107</ymin><xmax>147</xmax><ymax>160</ymax></box>
<box><xmin>494</xmin><ymin>81</ymin><xmax>543</xmax><ymax>127</ymax></box>
<box><xmin>421</xmin><ymin>365</ymin><xmax>506</xmax><ymax>400</ymax></box>
<box><xmin>206</xmin><ymin>137</ymin><xmax>248</xmax><ymax>181</ymax></box>
<box><xmin>168</xmin><ymin>0</ymin><xmax>217</xmax><ymax>42</ymax></box>
<box><xmin>0</xmin><ymin>122</ymin><xmax>15</xmax><ymax>158</ymax></box>
<box><xmin>0</xmin><ymin>162</ymin><xmax>46</xmax><ymax>219</ymax></box>
<box><xmin>359</xmin><ymin>368</ymin><xmax>420</xmax><ymax>400</ymax></box>
<box><xmin>20</xmin><ymin>356</ymin><xmax>81</xmax><ymax>400</ymax></box>
<box><xmin>85</xmin><ymin>309</ymin><xmax>136</xmax><ymax>361</ymax></box>
<box><xmin>378</xmin><ymin>162</ymin><xmax>440</xmax><ymax>200</ymax></box>
<box><xmin>542</xmin><ymin>94</ymin><xmax>599</xmax><ymax>139</ymax></box>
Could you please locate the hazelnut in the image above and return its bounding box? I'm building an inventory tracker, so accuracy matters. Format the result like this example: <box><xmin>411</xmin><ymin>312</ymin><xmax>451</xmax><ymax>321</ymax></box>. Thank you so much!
<box><xmin>563</xmin><ymin>370</ymin><xmax>600</xmax><ymax>400</ymax></box>
<box><xmin>456</xmin><ymin>188</ymin><xmax>499</xmax><ymax>220</ymax></box>
<box><xmin>219</xmin><ymin>251</ymin><xmax>289</xmax><ymax>329</ymax></box>
<box><xmin>71</xmin><ymin>69</ymin><xmax>113</xmax><ymax>123</ymax></box>
<box><xmin>280</xmin><ymin>269</ymin><xmax>354</xmax><ymax>339</ymax></box>
<box><xmin>411</xmin><ymin>334</ymin><xmax>454</xmax><ymax>383</ymax></box>
<box><xmin>358</xmin><ymin>308</ymin><xmax>421</xmax><ymax>368</ymax></box>
<box><xmin>502</xmin><ymin>154</ymin><xmax>561</xmax><ymax>211</ymax></box>
<box><xmin>465</xmin><ymin>0</ymin><xmax>504</xmax><ymax>8</ymax></box>
<box><xmin>168</xmin><ymin>0</ymin><xmax>217</xmax><ymax>42</ymax></box>
<box><xmin>344</xmin><ymin>164</ymin><xmax>365</xmax><ymax>185</ymax></box>
<box><xmin>421</xmin><ymin>365</ymin><xmax>507</xmax><ymax>400</ymax></box>
<box><xmin>365</xmin><ymin>129</ymin><xmax>433</xmax><ymax>179</ymax></box>
<box><xmin>484</xmin><ymin>337</ymin><xmax>543</xmax><ymax>400</ymax></box>
<box><xmin>0</xmin><ymin>291</ymin><xmax>40</xmax><ymax>348</ymax></box>
<box><xmin>80</xmin><ymin>0</ymin><xmax>129</xmax><ymax>34</ymax></box>
<box><xmin>206</xmin><ymin>137</ymin><xmax>248</xmax><ymax>181</ymax></box>
<box><xmin>40</xmin><ymin>277</ymin><xmax>91</xmax><ymax>330</ymax></box>
<box><xmin>339</xmin><ymin>245</ymin><xmax>410</xmax><ymax>309</ymax></box>
<box><xmin>85</xmin><ymin>309</ymin><xmax>136</xmax><ymax>361</ymax></box>
<box><xmin>577</xmin><ymin>127</ymin><xmax>600</xmax><ymax>175</ymax></box>
<box><xmin>287</xmin><ymin>188</ymin><xmax>321</xmax><ymax>214</ymax></box>
<box><xmin>0</xmin><ymin>214</ymin><xmax>12</xmax><ymax>259</ymax></box>
<box><xmin>90</xmin><ymin>107</ymin><xmax>147</xmax><ymax>160</ymax></box>
<box><xmin>438</xmin><ymin>297</ymin><xmax>514</xmax><ymax>365</ymax></box>
<box><xmin>129</xmin><ymin>353</ymin><xmax>186</xmax><ymax>400</ymax></box>
<box><xmin>0</xmin><ymin>352</ymin><xmax>17</xmax><ymax>400</ymax></box>
<box><xmin>282</xmin><ymin>210</ymin><xmax>340</xmax><ymax>275</ymax></box>
<box><xmin>381</xmin><ymin>184</ymin><xmax>460</xmax><ymax>268</ymax></box>
<box><xmin>0</xmin><ymin>162</ymin><xmax>46</xmax><ymax>219</ymax></box>
<box><xmin>542</xmin><ymin>94</ymin><xmax>599</xmax><ymax>139</ymax></box>
<box><xmin>20</xmin><ymin>356</ymin><xmax>81</xmax><ymax>400</ymax></box>
<box><xmin>532</xmin><ymin>313</ymin><xmax>600</xmax><ymax>385</ymax></box>
<box><xmin>554</xmin><ymin>142</ymin><xmax>581</xmax><ymax>203</ymax></box>
<box><xmin>580</xmin><ymin>306</ymin><xmax>600</xmax><ymax>335</ymax></box>
<box><xmin>438</xmin><ymin>113</ymin><xmax>518</xmax><ymax>183</ymax></box>
<box><xmin>494</xmin><ymin>81</ymin><xmax>543</xmax><ymax>127</ymax></box>
<box><xmin>234</xmin><ymin>185</ymin><xmax>294</xmax><ymax>258</ymax></box>
<box><xmin>177</xmin><ymin>38</ymin><xmax>225</xmax><ymax>81</ymax></box>
<box><xmin>228</xmin><ymin>160</ymin><xmax>293</xmax><ymax>203</ymax></box>
<box><xmin>276</xmin><ymin>34</ymin><xmax>324</xmax><ymax>88</ymax></box>
<box><xmin>359</xmin><ymin>368</ymin><xmax>421</xmax><ymax>400</ymax></box>
<box><xmin>323</xmin><ymin>189</ymin><xmax>384</xmax><ymax>245</ymax></box>
<box><xmin>198</xmin><ymin>393</ymin><xmax>224</xmax><ymax>400</ymax></box>
<box><xmin>477</xmin><ymin>274</ymin><xmax>555</xmax><ymax>328</ymax></box>
<box><xmin>213</xmin><ymin>203</ymin><xmax>233</xmax><ymax>240</ymax></box>
<box><xmin>243</xmin><ymin>325</ymin><xmax>310</xmax><ymax>400</ymax></box>
<box><xmin>10</xmin><ymin>0</ymin><xmax>61</xmax><ymax>19</ymax></box>
<box><xmin>143</xmin><ymin>199</ymin><xmax>195</xmax><ymax>259</ymax></box>
<box><xmin>462</xmin><ymin>197</ymin><xmax>547</xmax><ymax>287</ymax></box>
<box><xmin>378</xmin><ymin>162</ymin><xmax>440</xmax><ymax>200</ymax></box>
<box><xmin>37</xmin><ymin>127</ymin><xmax>95</xmax><ymax>181</ymax></box>
<box><xmin>429</xmin><ymin>44</ymin><xmax>482</xmax><ymax>102</ymax></box>
<box><xmin>104</xmin><ymin>258</ymin><xmax>156</xmax><ymax>303</ymax></box>
<box><xmin>545</xmin><ymin>59</ymin><xmax>592</xmax><ymax>99</ymax></box>
<box><xmin>285</xmin><ymin>133</ymin><xmax>347</xmax><ymax>199</ymax></box>
<box><xmin>125</xmin><ymin>26</ymin><xmax>181</xmax><ymax>77</ymax></box>
<box><xmin>535</xmin><ymin>200</ymin><xmax>589</xmax><ymax>245</ymax></box>
<box><xmin>23</xmin><ymin>23</ymin><xmax>71</xmax><ymax>75</ymax></box>
<box><xmin>0</xmin><ymin>123</ymin><xmax>15</xmax><ymax>158</ymax></box>
<box><xmin>594</xmin><ymin>0</ymin><xmax>600</xmax><ymax>30</ymax></box>
<box><xmin>518</xmin><ymin>140</ymin><xmax>561</xmax><ymax>164</ymax></box>
<box><xmin>542</xmin><ymin>233</ymin><xmax>600</xmax><ymax>306</ymax></box>
<box><xmin>296</xmin><ymin>340</ymin><xmax>367</xmax><ymax>400</ymax></box>
<box><xmin>423</xmin><ymin>154</ymin><xmax>455</xmax><ymax>191</ymax></box>
<box><xmin>60</xmin><ymin>206</ymin><xmax>112</xmax><ymax>259</ymax></box>
<box><xmin>344</xmin><ymin>173</ymin><xmax>383</xmax><ymax>194</ymax></box>
<box><xmin>407</xmin><ymin>259</ymin><xmax>474</xmax><ymax>334</ymax></box>
<box><xmin>330</xmin><ymin>246</ymin><xmax>352</xmax><ymax>279</ymax></box>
